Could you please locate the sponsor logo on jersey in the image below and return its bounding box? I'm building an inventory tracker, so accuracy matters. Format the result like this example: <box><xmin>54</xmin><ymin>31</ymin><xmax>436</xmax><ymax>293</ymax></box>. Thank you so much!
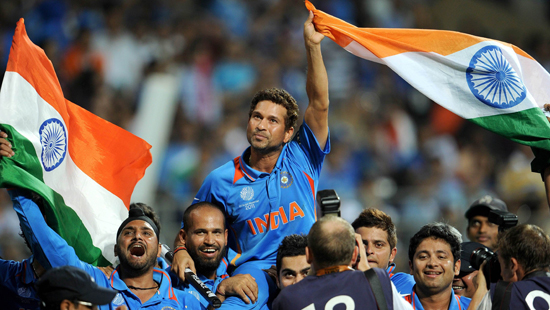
<box><xmin>112</xmin><ymin>293</ymin><xmax>124</xmax><ymax>306</ymax></box>
<box><xmin>161</xmin><ymin>307</ymin><xmax>176</xmax><ymax>310</ymax></box>
<box><xmin>246</xmin><ymin>201</ymin><xmax>305</xmax><ymax>235</ymax></box>
<box><xmin>280</xmin><ymin>171</ymin><xmax>293</xmax><ymax>188</ymax></box>
<box><xmin>17</xmin><ymin>287</ymin><xmax>31</xmax><ymax>298</ymax></box>
<box><xmin>240</xmin><ymin>186</ymin><xmax>254</xmax><ymax>201</ymax></box>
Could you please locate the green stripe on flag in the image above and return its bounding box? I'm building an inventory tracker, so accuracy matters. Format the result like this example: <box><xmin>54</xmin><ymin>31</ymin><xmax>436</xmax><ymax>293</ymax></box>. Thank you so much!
<box><xmin>469</xmin><ymin>107</ymin><xmax>550</xmax><ymax>150</ymax></box>
<box><xmin>0</xmin><ymin>124</ymin><xmax>110</xmax><ymax>267</ymax></box>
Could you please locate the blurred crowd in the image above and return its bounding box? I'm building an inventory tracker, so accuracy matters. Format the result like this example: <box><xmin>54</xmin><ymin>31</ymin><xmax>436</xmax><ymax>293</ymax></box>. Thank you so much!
<box><xmin>1</xmin><ymin>0</ymin><xmax>550</xmax><ymax>272</ymax></box>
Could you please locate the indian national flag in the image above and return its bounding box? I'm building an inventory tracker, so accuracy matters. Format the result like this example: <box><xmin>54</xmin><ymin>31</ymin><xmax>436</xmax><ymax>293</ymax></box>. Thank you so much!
<box><xmin>0</xmin><ymin>19</ymin><xmax>152</xmax><ymax>266</ymax></box>
<box><xmin>306</xmin><ymin>1</ymin><xmax>550</xmax><ymax>158</ymax></box>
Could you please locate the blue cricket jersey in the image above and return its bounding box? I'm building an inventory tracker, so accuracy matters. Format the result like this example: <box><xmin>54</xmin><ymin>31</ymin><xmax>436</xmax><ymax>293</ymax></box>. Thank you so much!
<box><xmin>387</xmin><ymin>263</ymin><xmax>416</xmax><ymax>295</ymax></box>
<box><xmin>170</xmin><ymin>257</ymin><xmax>229</xmax><ymax>309</ymax></box>
<box><xmin>10</xmin><ymin>189</ymin><xmax>200</xmax><ymax>310</ymax></box>
<box><xmin>0</xmin><ymin>257</ymin><xmax>40</xmax><ymax>310</ymax></box>
<box><xmin>404</xmin><ymin>285</ymin><xmax>470</xmax><ymax>310</ymax></box>
<box><xmin>191</xmin><ymin>122</ymin><xmax>330</xmax><ymax>268</ymax></box>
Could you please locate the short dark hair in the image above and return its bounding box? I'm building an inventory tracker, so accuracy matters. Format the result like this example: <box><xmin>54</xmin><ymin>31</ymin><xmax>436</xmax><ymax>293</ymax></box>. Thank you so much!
<box><xmin>308</xmin><ymin>216</ymin><xmax>355</xmax><ymax>269</ymax></box>
<box><xmin>352</xmin><ymin>208</ymin><xmax>397</xmax><ymax>250</ymax></box>
<box><xmin>276</xmin><ymin>234</ymin><xmax>308</xmax><ymax>276</ymax></box>
<box><xmin>130</xmin><ymin>202</ymin><xmax>161</xmax><ymax>236</ymax></box>
<box><xmin>182</xmin><ymin>202</ymin><xmax>225</xmax><ymax>232</ymax></box>
<box><xmin>408</xmin><ymin>222</ymin><xmax>462</xmax><ymax>263</ymax></box>
<box><xmin>249</xmin><ymin>88</ymin><xmax>299</xmax><ymax>131</ymax></box>
<box><xmin>497</xmin><ymin>224</ymin><xmax>550</xmax><ymax>275</ymax></box>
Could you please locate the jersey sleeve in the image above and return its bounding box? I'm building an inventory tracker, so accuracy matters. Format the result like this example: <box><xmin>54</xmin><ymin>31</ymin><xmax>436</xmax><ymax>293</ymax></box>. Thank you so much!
<box><xmin>0</xmin><ymin>259</ymin><xmax>26</xmax><ymax>291</ymax></box>
<box><xmin>291</xmin><ymin>121</ymin><xmax>330</xmax><ymax>179</ymax></box>
<box><xmin>390</xmin><ymin>272</ymin><xmax>416</xmax><ymax>295</ymax></box>
<box><xmin>184</xmin><ymin>172</ymin><xmax>227</xmax><ymax>229</ymax></box>
<box><xmin>9</xmin><ymin>189</ymin><xmax>93</xmax><ymax>273</ymax></box>
<box><xmin>391</xmin><ymin>282</ymin><xmax>414</xmax><ymax>310</ymax></box>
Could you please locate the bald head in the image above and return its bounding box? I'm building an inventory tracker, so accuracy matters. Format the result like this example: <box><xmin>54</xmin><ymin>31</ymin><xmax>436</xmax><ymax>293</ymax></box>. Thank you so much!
<box><xmin>308</xmin><ymin>216</ymin><xmax>355</xmax><ymax>269</ymax></box>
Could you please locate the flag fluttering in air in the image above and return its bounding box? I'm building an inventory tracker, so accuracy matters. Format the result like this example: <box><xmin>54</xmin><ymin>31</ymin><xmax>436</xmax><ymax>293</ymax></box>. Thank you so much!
<box><xmin>0</xmin><ymin>19</ymin><xmax>152</xmax><ymax>266</ymax></box>
<box><xmin>306</xmin><ymin>0</ymin><xmax>550</xmax><ymax>159</ymax></box>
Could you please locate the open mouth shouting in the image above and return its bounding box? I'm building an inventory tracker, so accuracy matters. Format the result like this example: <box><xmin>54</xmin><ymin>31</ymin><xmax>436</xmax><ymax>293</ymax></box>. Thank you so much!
<box><xmin>129</xmin><ymin>243</ymin><xmax>146</xmax><ymax>258</ymax></box>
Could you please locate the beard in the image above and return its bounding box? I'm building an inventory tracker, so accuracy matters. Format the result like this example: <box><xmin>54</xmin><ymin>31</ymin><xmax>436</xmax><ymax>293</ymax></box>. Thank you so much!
<box><xmin>116</xmin><ymin>243</ymin><xmax>158</xmax><ymax>277</ymax></box>
<box><xmin>188</xmin><ymin>244</ymin><xmax>226</xmax><ymax>276</ymax></box>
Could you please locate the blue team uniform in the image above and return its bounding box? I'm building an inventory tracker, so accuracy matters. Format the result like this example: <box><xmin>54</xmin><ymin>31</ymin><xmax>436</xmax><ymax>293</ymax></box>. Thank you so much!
<box><xmin>11</xmin><ymin>189</ymin><xmax>200</xmax><ymax>310</ymax></box>
<box><xmin>0</xmin><ymin>257</ymin><xmax>40</xmax><ymax>310</ymax></box>
<box><xmin>387</xmin><ymin>263</ymin><xmax>416</xmax><ymax>295</ymax></box>
<box><xmin>188</xmin><ymin>121</ymin><xmax>329</xmax><ymax>309</ymax></box>
<box><xmin>191</xmin><ymin>122</ymin><xmax>329</xmax><ymax>267</ymax></box>
<box><xmin>403</xmin><ymin>285</ymin><xmax>470</xmax><ymax>310</ymax></box>
<box><xmin>170</xmin><ymin>257</ymin><xmax>230</xmax><ymax>309</ymax></box>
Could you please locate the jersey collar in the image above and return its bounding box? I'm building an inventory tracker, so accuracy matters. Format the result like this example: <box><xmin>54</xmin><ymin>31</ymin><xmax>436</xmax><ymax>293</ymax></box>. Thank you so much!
<box><xmin>410</xmin><ymin>285</ymin><xmax>463</xmax><ymax>310</ymax></box>
<box><xmin>239</xmin><ymin>144</ymin><xmax>288</xmax><ymax>181</ymax></box>
<box><xmin>110</xmin><ymin>267</ymin><xmax>179</xmax><ymax>304</ymax></box>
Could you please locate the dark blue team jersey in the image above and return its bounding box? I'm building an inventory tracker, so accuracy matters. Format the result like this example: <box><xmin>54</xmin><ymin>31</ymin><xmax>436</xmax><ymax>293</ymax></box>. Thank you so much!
<box><xmin>0</xmin><ymin>257</ymin><xmax>40</xmax><ymax>310</ymax></box>
<box><xmin>273</xmin><ymin>268</ymin><xmax>394</xmax><ymax>310</ymax></box>
<box><xmin>490</xmin><ymin>273</ymin><xmax>550</xmax><ymax>309</ymax></box>
<box><xmin>191</xmin><ymin>122</ymin><xmax>330</xmax><ymax>267</ymax></box>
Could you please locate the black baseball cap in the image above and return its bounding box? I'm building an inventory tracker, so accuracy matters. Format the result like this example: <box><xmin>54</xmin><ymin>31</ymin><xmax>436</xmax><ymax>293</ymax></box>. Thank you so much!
<box><xmin>465</xmin><ymin>195</ymin><xmax>508</xmax><ymax>220</ymax></box>
<box><xmin>36</xmin><ymin>266</ymin><xmax>116</xmax><ymax>306</ymax></box>
<box><xmin>460</xmin><ymin>241</ymin><xmax>488</xmax><ymax>274</ymax></box>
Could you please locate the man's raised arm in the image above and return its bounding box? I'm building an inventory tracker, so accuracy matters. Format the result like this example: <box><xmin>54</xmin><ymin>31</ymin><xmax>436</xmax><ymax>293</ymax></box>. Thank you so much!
<box><xmin>303</xmin><ymin>10</ymin><xmax>329</xmax><ymax>150</ymax></box>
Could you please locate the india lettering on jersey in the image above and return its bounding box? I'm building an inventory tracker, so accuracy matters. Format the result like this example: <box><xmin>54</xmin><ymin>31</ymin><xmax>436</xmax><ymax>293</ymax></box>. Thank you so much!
<box><xmin>246</xmin><ymin>202</ymin><xmax>305</xmax><ymax>235</ymax></box>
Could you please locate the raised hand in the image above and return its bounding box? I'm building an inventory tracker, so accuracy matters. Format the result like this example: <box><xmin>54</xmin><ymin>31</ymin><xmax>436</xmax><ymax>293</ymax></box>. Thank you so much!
<box><xmin>304</xmin><ymin>10</ymin><xmax>325</xmax><ymax>48</ymax></box>
<box><xmin>0</xmin><ymin>131</ymin><xmax>14</xmax><ymax>158</ymax></box>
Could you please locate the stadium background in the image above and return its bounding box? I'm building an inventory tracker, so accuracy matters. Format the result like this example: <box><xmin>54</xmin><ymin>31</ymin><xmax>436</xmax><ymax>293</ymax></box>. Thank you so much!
<box><xmin>0</xmin><ymin>0</ymin><xmax>549</xmax><ymax>273</ymax></box>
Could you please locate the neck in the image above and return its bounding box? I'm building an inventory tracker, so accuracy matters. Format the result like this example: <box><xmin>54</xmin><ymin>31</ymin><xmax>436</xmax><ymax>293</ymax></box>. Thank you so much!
<box><xmin>415</xmin><ymin>285</ymin><xmax>453</xmax><ymax>310</ymax></box>
<box><xmin>316</xmin><ymin>265</ymin><xmax>353</xmax><ymax>276</ymax></box>
<box><xmin>248</xmin><ymin>147</ymin><xmax>282</xmax><ymax>173</ymax></box>
<box><xmin>198</xmin><ymin>268</ymin><xmax>217</xmax><ymax>281</ymax></box>
<box><xmin>119</xmin><ymin>265</ymin><xmax>157</xmax><ymax>289</ymax></box>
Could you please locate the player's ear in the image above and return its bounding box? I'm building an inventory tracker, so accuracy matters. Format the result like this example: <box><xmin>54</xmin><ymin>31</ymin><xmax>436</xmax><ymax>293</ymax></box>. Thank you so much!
<box><xmin>389</xmin><ymin>247</ymin><xmax>397</xmax><ymax>264</ymax></box>
<box><xmin>306</xmin><ymin>246</ymin><xmax>313</xmax><ymax>264</ymax></box>
<box><xmin>351</xmin><ymin>245</ymin><xmax>359</xmax><ymax>266</ymax></box>
<box><xmin>114</xmin><ymin>244</ymin><xmax>118</xmax><ymax>257</ymax></box>
<box><xmin>283</xmin><ymin>126</ymin><xmax>294</xmax><ymax>144</ymax></box>
<box><xmin>224</xmin><ymin>229</ymin><xmax>228</xmax><ymax>246</ymax></box>
<box><xmin>178</xmin><ymin>229</ymin><xmax>187</xmax><ymax>244</ymax></box>
<box><xmin>454</xmin><ymin>259</ymin><xmax>461</xmax><ymax>276</ymax></box>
